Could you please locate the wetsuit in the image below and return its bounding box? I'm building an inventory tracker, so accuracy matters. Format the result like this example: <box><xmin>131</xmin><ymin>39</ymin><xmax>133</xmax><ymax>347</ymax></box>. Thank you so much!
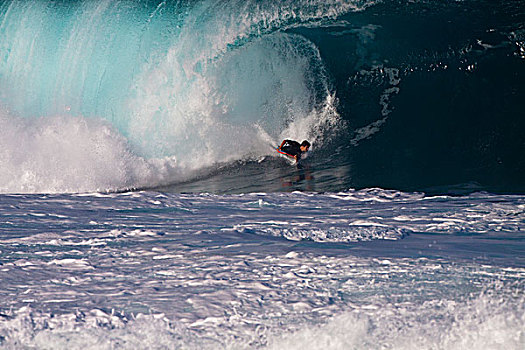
<box><xmin>278</xmin><ymin>140</ymin><xmax>303</xmax><ymax>160</ymax></box>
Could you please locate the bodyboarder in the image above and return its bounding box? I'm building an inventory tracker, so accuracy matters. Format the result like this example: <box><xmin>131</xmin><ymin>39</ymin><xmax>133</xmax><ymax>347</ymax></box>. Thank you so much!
<box><xmin>277</xmin><ymin>139</ymin><xmax>310</xmax><ymax>162</ymax></box>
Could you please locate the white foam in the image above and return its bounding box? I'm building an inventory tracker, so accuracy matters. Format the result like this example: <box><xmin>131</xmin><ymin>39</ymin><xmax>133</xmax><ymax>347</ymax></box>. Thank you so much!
<box><xmin>0</xmin><ymin>110</ymin><xmax>158</xmax><ymax>193</ymax></box>
<box><xmin>0</xmin><ymin>291</ymin><xmax>522</xmax><ymax>350</ymax></box>
<box><xmin>264</xmin><ymin>293</ymin><xmax>525</xmax><ymax>350</ymax></box>
<box><xmin>127</xmin><ymin>29</ymin><xmax>340</xmax><ymax>163</ymax></box>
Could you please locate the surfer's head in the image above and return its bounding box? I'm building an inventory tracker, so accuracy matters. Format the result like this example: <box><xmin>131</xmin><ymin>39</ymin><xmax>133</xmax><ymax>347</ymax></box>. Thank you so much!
<box><xmin>300</xmin><ymin>140</ymin><xmax>310</xmax><ymax>152</ymax></box>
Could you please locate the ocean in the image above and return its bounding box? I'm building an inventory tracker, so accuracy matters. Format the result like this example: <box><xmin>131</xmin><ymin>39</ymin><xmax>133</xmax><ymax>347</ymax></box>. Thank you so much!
<box><xmin>0</xmin><ymin>0</ymin><xmax>524</xmax><ymax>348</ymax></box>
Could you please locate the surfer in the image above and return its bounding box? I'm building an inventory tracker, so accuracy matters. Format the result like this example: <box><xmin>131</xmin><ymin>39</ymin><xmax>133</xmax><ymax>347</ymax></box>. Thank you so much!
<box><xmin>277</xmin><ymin>139</ymin><xmax>311</xmax><ymax>161</ymax></box>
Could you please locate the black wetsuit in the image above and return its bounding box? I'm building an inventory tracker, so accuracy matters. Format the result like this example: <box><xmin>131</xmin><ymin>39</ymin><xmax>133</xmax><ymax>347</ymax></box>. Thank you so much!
<box><xmin>279</xmin><ymin>140</ymin><xmax>303</xmax><ymax>160</ymax></box>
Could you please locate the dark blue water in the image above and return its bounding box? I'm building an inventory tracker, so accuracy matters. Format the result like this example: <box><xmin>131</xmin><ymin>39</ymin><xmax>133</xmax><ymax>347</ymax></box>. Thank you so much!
<box><xmin>323</xmin><ymin>0</ymin><xmax>525</xmax><ymax>194</ymax></box>
<box><xmin>0</xmin><ymin>0</ymin><xmax>524</xmax><ymax>194</ymax></box>
<box><xmin>160</xmin><ymin>0</ymin><xmax>525</xmax><ymax>194</ymax></box>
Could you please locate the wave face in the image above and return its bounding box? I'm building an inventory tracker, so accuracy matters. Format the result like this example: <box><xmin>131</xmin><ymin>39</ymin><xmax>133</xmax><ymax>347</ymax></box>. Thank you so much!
<box><xmin>0</xmin><ymin>0</ymin><xmax>524</xmax><ymax>193</ymax></box>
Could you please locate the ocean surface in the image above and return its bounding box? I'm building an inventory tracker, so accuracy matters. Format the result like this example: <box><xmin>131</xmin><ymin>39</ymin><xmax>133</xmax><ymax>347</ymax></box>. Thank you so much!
<box><xmin>0</xmin><ymin>0</ymin><xmax>524</xmax><ymax>348</ymax></box>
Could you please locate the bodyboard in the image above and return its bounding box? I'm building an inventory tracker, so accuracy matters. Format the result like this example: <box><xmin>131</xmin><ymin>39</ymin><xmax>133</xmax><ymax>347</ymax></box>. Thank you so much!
<box><xmin>276</xmin><ymin>143</ymin><xmax>297</xmax><ymax>164</ymax></box>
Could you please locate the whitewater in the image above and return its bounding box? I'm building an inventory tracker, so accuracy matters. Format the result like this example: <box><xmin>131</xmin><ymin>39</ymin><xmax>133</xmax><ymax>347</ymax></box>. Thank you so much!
<box><xmin>0</xmin><ymin>0</ymin><xmax>524</xmax><ymax>348</ymax></box>
<box><xmin>1</xmin><ymin>190</ymin><xmax>523</xmax><ymax>349</ymax></box>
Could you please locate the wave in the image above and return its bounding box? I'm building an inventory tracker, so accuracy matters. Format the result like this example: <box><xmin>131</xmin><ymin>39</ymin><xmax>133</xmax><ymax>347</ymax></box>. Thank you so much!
<box><xmin>0</xmin><ymin>0</ymin><xmax>364</xmax><ymax>193</ymax></box>
<box><xmin>1</xmin><ymin>0</ymin><xmax>524</xmax><ymax>193</ymax></box>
